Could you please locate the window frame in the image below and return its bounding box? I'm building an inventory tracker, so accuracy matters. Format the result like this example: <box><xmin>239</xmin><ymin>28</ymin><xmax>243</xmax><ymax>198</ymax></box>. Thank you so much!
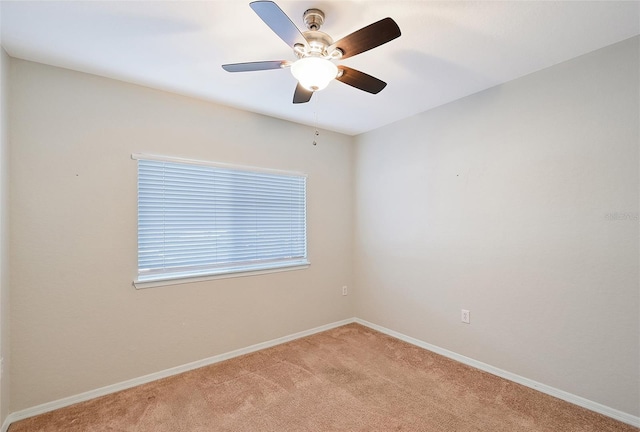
<box><xmin>132</xmin><ymin>153</ymin><xmax>309</xmax><ymax>289</ymax></box>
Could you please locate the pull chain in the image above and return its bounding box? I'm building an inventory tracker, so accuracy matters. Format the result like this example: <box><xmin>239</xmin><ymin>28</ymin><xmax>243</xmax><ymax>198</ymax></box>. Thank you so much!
<box><xmin>312</xmin><ymin>93</ymin><xmax>319</xmax><ymax>146</ymax></box>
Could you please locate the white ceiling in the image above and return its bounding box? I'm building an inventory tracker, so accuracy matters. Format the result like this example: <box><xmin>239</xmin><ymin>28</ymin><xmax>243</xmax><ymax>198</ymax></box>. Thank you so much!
<box><xmin>1</xmin><ymin>1</ymin><xmax>638</xmax><ymax>135</ymax></box>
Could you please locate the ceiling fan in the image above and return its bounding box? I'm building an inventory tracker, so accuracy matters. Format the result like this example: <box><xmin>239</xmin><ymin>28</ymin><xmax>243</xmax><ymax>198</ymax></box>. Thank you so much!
<box><xmin>222</xmin><ymin>1</ymin><xmax>401</xmax><ymax>104</ymax></box>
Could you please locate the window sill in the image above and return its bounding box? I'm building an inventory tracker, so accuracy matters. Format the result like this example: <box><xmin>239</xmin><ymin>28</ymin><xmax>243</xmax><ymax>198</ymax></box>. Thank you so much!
<box><xmin>133</xmin><ymin>262</ymin><xmax>310</xmax><ymax>289</ymax></box>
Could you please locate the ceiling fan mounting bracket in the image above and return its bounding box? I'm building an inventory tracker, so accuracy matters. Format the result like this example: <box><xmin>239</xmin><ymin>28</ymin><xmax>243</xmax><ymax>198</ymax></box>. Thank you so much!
<box><xmin>303</xmin><ymin>8</ymin><xmax>324</xmax><ymax>31</ymax></box>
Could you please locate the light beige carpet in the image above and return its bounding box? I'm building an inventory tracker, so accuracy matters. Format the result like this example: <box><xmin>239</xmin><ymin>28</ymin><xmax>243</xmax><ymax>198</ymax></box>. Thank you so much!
<box><xmin>9</xmin><ymin>323</ymin><xmax>638</xmax><ymax>431</ymax></box>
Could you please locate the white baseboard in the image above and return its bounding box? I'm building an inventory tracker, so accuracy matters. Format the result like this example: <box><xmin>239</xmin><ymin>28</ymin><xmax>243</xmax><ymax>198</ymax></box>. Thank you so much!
<box><xmin>1</xmin><ymin>317</ymin><xmax>356</xmax><ymax>432</ymax></box>
<box><xmin>354</xmin><ymin>318</ymin><xmax>640</xmax><ymax>428</ymax></box>
<box><xmin>3</xmin><ymin>316</ymin><xmax>638</xmax><ymax>431</ymax></box>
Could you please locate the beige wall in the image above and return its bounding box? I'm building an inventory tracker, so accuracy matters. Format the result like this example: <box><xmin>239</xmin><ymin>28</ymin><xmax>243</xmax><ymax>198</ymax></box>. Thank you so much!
<box><xmin>354</xmin><ymin>36</ymin><xmax>639</xmax><ymax>416</ymax></box>
<box><xmin>0</xmin><ymin>47</ymin><xmax>11</xmax><ymax>425</ymax></box>
<box><xmin>9</xmin><ymin>59</ymin><xmax>354</xmax><ymax>411</ymax></box>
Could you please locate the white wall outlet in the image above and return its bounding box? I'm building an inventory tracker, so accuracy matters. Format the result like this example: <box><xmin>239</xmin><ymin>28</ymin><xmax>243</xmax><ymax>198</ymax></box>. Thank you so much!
<box><xmin>342</xmin><ymin>286</ymin><xmax>348</xmax><ymax>296</ymax></box>
<box><xmin>461</xmin><ymin>309</ymin><xmax>470</xmax><ymax>324</ymax></box>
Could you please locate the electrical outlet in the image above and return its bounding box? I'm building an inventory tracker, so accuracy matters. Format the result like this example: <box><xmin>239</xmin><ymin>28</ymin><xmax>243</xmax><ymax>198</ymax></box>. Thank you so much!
<box><xmin>461</xmin><ymin>309</ymin><xmax>470</xmax><ymax>324</ymax></box>
<box><xmin>342</xmin><ymin>286</ymin><xmax>348</xmax><ymax>296</ymax></box>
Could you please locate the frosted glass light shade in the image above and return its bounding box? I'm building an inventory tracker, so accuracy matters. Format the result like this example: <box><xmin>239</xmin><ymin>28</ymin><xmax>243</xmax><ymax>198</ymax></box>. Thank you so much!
<box><xmin>291</xmin><ymin>57</ymin><xmax>338</xmax><ymax>91</ymax></box>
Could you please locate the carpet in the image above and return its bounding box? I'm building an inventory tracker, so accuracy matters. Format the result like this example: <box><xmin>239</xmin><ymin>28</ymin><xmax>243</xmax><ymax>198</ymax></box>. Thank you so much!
<box><xmin>8</xmin><ymin>323</ymin><xmax>638</xmax><ymax>431</ymax></box>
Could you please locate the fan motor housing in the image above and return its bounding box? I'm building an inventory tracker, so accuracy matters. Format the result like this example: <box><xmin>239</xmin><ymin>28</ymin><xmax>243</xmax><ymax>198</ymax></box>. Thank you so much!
<box><xmin>294</xmin><ymin>8</ymin><xmax>341</xmax><ymax>59</ymax></box>
<box><xmin>301</xmin><ymin>31</ymin><xmax>333</xmax><ymax>56</ymax></box>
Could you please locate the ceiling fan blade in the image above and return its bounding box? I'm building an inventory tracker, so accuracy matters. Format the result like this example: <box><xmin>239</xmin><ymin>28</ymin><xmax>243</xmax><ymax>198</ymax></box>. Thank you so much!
<box><xmin>329</xmin><ymin>17</ymin><xmax>401</xmax><ymax>60</ymax></box>
<box><xmin>293</xmin><ymin>83</ymin><xmax>313</xmax><ymax>104</ymax></box>
<box><xmin>250</xmin><ymin>1</ymin><xmax>308</xmax><ymax>48</ymax></box>
<box><xmin>336</xmin><ymin>66</ymin><xmax>387</xmax><ymax>94</ymax></box>
<box><xmin>222</xmin><ymin>60</ymin><xmax>290</xmax><ymax>72</ymax></box>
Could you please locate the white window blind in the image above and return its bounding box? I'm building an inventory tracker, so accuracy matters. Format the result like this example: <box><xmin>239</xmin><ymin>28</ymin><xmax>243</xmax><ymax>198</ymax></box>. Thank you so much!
<box><xmin>135</xmin><ymin>155</ymin><xmax>308</xmax><ymax>283</ymax></box>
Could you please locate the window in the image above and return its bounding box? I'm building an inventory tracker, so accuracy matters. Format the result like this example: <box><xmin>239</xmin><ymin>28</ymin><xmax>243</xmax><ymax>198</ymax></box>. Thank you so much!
<box><xmin>133</xmin><ymin>154</ymin><xmax>308</xmax><ymax>287</ymax></box>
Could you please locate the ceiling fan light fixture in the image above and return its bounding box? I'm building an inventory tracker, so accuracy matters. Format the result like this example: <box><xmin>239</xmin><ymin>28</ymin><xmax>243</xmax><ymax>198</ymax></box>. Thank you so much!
<box><xmin>291</xmin><ymin>57</ymin><xmax>338</xmax><ymax>92</ymax></box>
<box><xmin>224</xmin><ymin>2</ymin><xmax>401</xmax><ymax>103</ymax></box>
